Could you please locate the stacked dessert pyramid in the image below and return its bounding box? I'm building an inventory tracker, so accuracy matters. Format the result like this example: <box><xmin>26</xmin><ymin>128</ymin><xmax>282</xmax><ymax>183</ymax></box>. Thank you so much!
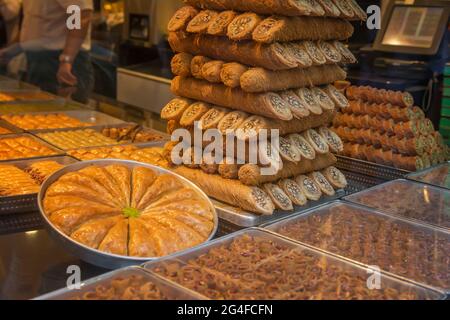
<box><xmin>161</xmin><ymin>0</ymin><xmax>366</xmax><ymax>215</ymax></box>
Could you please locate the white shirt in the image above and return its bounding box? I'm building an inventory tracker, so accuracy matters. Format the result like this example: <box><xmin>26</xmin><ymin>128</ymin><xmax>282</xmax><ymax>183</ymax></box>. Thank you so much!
<box><xmin>20</xmin><ymin>0</ymin><xmax>93</xmax><ymax>51</ymax></box>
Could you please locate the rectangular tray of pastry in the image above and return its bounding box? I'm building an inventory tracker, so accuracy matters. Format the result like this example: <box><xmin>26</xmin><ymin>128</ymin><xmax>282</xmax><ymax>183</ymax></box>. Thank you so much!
<box><xmin>0</xmin><ymin>90</ymin><xmax>60</xmax><ymax>104</ymax></box>
<box><xmin>95</xmin><ymin>123</ymin><xmax>171</xmax><ymax>144</ymax></box>
<box><xmin>34</xmin><ymin>266</ymin><xmax>203</xmax><ymax>300</ymax></box>
<box><xmin>336</xmin><ymin>155</ymin><xmax>410</xmax><ymax>181</ymax></box>
<box><xmin>34</xmin><ymin>126</ymin><xmax>130</xmax><ymax>151</ymax></box>
<box><xmin>406</xmin><ymin>162</ymin><xmax>450</xmax><ymax>190</ymax></box>
<box><xmin>143</xmin><ymin>228</ymin><xmax>444</xmax><ymax>300</ymax></box>
<box><xmin>0</xmin><ymin>133</ymin><xmax>65</xmax><ymax>162</ymax></box>
<box><xmin>0</xmin><ymin>156</ymin><xmax>78</xmax><ymax>215</ymax></box>
<box><xmin>0</xmin><ymin>110</ymin><xmax>125</xmax><ymax>132</ymax></box>
<box><xmin>344</xmin><ymin>179</ymin><xmax>450</xmax><ymax>231</ymax></box>
<box><xmin>0</xmin><ymin>119</ymin><xmax>23</xmax><ymax>135</ymax></box>
<box><xmin>263</xmin><ymin>201</ymin><xmax>450</xmax><ymax>294</ymax></box>
<box><xmin>214</xmin><ymin>189</ymin><xmax>345</xmax><ymax>228</ymax></box>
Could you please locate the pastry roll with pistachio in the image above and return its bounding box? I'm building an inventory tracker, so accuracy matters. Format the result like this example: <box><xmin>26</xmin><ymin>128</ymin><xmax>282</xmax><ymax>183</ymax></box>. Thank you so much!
<box><xmin>186</xmin><ymin>10</ymin><xmax>218</xmax><ymax>33</ymax></box>
<box><xmin>238</xmin><ymin>152</ymin><xmax>337</xmax><ymax>186</ymax></box>
<box><xmin>252</xmin><ymin>16</ymin><xmax>354</xmax><ymax>43</ymax></box>
<box><xmin>174</xmin><ymin>166</ymin><xmax>275</xmax><ymax>215</ymax></box>
<box><xmin>171</xmin><ymin>76</ymin><xmax>293</xmax><ymax>120</ymax></box>
<box><xmin>190</xmin><ymin>55</ymin><xmax>211</xmax><ymax>79</ymax></box>
<box><xmin>220</xmin><ymin>62</ymin><xmax>248</xmax><ymax>88</ymax></box>
<box><xmin>169</xmin><ymin>32</ymin><xmax>298</xmax><ymax>70</ymax></box>
<box><xmin>227</xmin><ymin>12</ymin><xmax>262</xmax><ymax>40</ymax></box>
<box><xmin>201</xmin><ymin>60</ymin><xmax>225</xmax><ymax>83</ymax></box>
<box><xmin>171</xmin><ymin>53</ymin><xmax>193</xmax><ymax>77</ymax></box>
<box><xmin>168</xmin><ymin>6</ymin><xmax>199</xmax><ymax>32</ymax></box>
<box><xmin>240</xmin><ymin>64</ymin><xmax>347</xmax><ymax>93</ymax></box>
<box><xmin>207</xmin><ymin>10</ymin><xmax>237</xmax><ymax>35</ymax></box>
<box><xmin>161</xmin><ymin>98</ymin><xmax>192</xmax><ymax>121</ymax></box>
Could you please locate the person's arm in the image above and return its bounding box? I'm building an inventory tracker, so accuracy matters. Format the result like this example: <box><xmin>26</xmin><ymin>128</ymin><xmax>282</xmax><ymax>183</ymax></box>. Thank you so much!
<box><xmin>57</xmin><ymin>8</ymin><xmax>93</xmax><ymax>86</ymax></box>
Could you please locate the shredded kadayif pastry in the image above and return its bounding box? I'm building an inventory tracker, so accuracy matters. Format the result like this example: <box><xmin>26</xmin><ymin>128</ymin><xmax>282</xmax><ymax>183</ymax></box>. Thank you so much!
<box><xmin>43</xmin><ymin>164</ymin><xmax>214</xmax><ymax>258</ymax></box>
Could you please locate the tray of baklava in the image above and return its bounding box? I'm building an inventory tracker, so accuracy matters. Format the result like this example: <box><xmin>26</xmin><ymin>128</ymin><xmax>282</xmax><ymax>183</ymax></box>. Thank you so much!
<box><xmin>0</xmin><ymin>110</ymin><xmax>124</xmax><ymax>131</ymax></box>
<box><xmin>0</xmin><ymin>133</ymin><xmax>65</xmax><ymax>162</ymax></box>
<box><xmin>0</xmin><ymin>90</ymin><xmax>58</xmax><ymax>104</ymax></box>
<box><xmin>35</xmin><ymin>124</ymin><xmax>169</xmax><ymax>151</ymax></box>
<box><xmin>35</xmin><ymin>266</ymin><xmax>204</xmax><ymax>300</ymax></box>
<box><xmin>263</xmin><ymin>201</ymin><xmax>450</xmax><ymax>294</ymax></box>
<box><xmin>0</xmin><ymin>156</ymin><xmax>78</xmax><ymax>215</ymax></box>
<box><xmin>0</xmin><ymin>119</ymin><xmax>22</xmax><ymax>135</ymax></box>
<box><xmin>144</xmin><ymin>229</ymin><xmax>444</xmax><ymax>300</ymax></box>
<box><xmin>407</xmin><ymin>162</ymin><xmax>450</xmax><ymax>190</ymax></box>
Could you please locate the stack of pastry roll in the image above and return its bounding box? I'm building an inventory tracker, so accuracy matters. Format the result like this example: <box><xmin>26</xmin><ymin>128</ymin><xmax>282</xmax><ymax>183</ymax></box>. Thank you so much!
<box><xmin>163</xmin><ymin>0</ymin><xmax>364</xmax><ymax>215</ymax></box>
<box><xmin>332</xmin><ymin>85</ymin><xmax>449</xmax><ymax>171</ymax></box>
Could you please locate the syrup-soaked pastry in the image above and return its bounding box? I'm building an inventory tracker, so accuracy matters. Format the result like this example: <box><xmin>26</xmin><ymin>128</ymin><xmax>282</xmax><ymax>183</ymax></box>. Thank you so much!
<box><xmin>332</xmin><ymin>41</ymin><xmax>357</xmax><ymax>64</ymax></box>
<box><xmin>190</xmin><ymin>55</ymin><xmax>211</xmax><ymax>79</ymax></box>
<box><xmin>0</xmin><ymin>165</ymin><xmax>40</xmax><ymax>196</ymax></box>
<box><xmin>311</xmin><ymin>87</ymin><xmax>335</xmax><ymax>111</ymax></box>
<box><xmin>276</xmin><ymin>137</ymin><xmax>302</xmax><ymax>163</ymax></box>
<box><xmin>198</xmin><ymin>107</ymin><xmax>228</xmax><ymax>129</ymax></box>
<box><xmin>236</xmin><ymin>116</ymin><xmax>268</xmax><ymax>140</ymax></box>
<box><xmin>303</xmin><ymin>41</ymin><xmax>327</xmax><ymax>65</ymax></box>
<box><xmin>280</xmin><ymin>91</ymin><xmax>311</xmax><ymax>119</ymax></box>
<box><xmin>220</xmin><ymin>62</ymin><xmax>248</xmax><ymax>88</ymax></box>
<box><xmin>317</xmin><ymin>40</ymin><xmax>342</xmax><ymax>64</ymax></box>
<box><xmin>295</xmin><ymin>175</ymin><xmax>322</xmax><ymax>201</ymax></box>
<box><xmin>316</xmin><ymin>0</ymin><xmax>341</xmax><ymax>17</ymax></box>
<box><xmin>286</xmin><ymin>43</ymin><xmax>313</xmax><ymax>68</ymax></box>
<box><xmin>207</xmin><ymin>10</ymin><xmax>237</xmax><ymax>36</ymax></box>
<box><xmin>167</xmin><ymin>6</ymin><xmax>199</xmax><ymax>32</ymax></box>
<box><xmin>131</xmin><ymin>167</ymin><xmax>158</xmax><ymax>209</ymax></box>
<box><xmin>309</xmin><ymin>171</ymin><xmax>335</xmax><ymax>196</ymax></box>
<box><xmin>186</xmin><ymin>10</ymin><xmax>218</xmax><ymax>33</ymax></box>
<box><xmin>171</xmin><ymin>53</ymin><xmax>193</xmax><ymax>77</ymax></box>
<box><xmin>227</xmin><ymin>12</ymin><xmax>262</xmax><ymax>41</ymax></box>
<box><xmin>218</xmin><ymin>157</ymin><xmax>240</xmax><ymax>179</ymax></box>
<box><xmin>303</xmin><ymin>129</ymin><xmax>330</xmax><ymax>154</ymax></box>
<box><xmin>161</xmin><ymin>98</ymin><xmax>192</xmax><ymax>122</ymax></box>
<box><xmin>137</xmin><ymin>174</ymin><xmax>185</xmax><ymax>210</ymax></box>
<box><xmin>98</xmin><ymin>219</ymin><xmax>129</xmax><ymax>256</ymax></box>
<box><xmin>296</xmin><ymin>88</ymin><xmax>323</xmax><ymax>115</ymax></box>
<box><xmin>263</xmin><ymin>183</ymin><xmax>294</xmax><ymax>211</ymax></box>
<box><xmin>217</xmin><ymin>111</ymin><xmax>248</xmax><ymax>133</ymax></box>
<box><xmin>347</xmin><ymin>0</ymin><xmax>368</xmax><ymax>20</ymax></box>
<box><xmin>200</xmin><ymin>153</ymin><xmax>219</xmax><ymax>174</ymax></box>
<box><xmin>179</xmin><ymin>102</ymin><xmax>210</xmax><ymax>127</ymax></box>
<box><xmin>321</xmin><ymin>166</ymin><xmax>348</xmax><ymax>189</ymax></box>
<box><xmin>304</xmin><ymin>0</ymin><xmax>326</xmax><ymax>16</ymax></box>
<box><xmin>318</xmin><ymin>127</ymin><xmax>344</xmax><ymax>153</ymax></box>
<box><xmin>332</xmin><ymin>0</ymin><xmax>355</xmax><ymax>19</ymax></box>
<box><xmin>70</xmin><ymin>216</ymin><xmax>123</xmax><ymax>250</ymax></box>
<box><xmin>128</xmin><ymin>218</ymin><xmax>159</xmax><ymax>257</ymax></box>
<box><xmin>278</xmin><ymin>178</ymin><xmax>308</xmax><ymax>206</ymax></box>
<box><xmin>288</xmin><ymin>133</ymin><xmax>316</xmax><ymax>160</ymax></box>
<box><xmin>143</xmin><ymin>188</ymin><xmax>201</xmax><ymax>210</ymax></box>
<box><xmin>25</xmin><ymin>160</ymin><xmax>64</xmax><ymax>184</ymax></box>
<box><xmin>325</xmin><ymin>84</ymin><xmax>349</xmax><ymax>108</ymax></box>
<box><xmin>201</xmin><ymin>60</ymin><xmax>225</xmax><ymax>83</ymax></box>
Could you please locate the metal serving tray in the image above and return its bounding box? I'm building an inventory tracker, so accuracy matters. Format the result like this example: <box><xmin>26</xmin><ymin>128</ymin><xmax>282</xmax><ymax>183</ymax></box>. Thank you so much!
<box><xmin>344</xmin><ymin>179</ymin><xmax>450</xmax><ymax>231</ymax></box>
<box><xmin>407</xmin><ymin>162</ymin><xmax>450</xmax><ymax>190</ymax></box>
<box><xmin>215</xmin><ymin>189</ymin><xmax>345</xmax><ymax>228</ymax></box>
<box><xmin>0</xmin><ymin>156</ymin><xmax>78</xmax><ymax>215</ymax></box>
<box><xmin>0</xmin><ymin>119</ymin><xmax>22</xmax><ymax>135</ymax></box>
<box><xmin>1</xmin><ymin>110</ymin><xmax>125</xmax><ymax>132</ymax></box>
<box><xmin>144</xmin><ymin>229</ymin><xmax>444</xmax><ymax>300</ymax></box>
<box><xmin>263</xmin><ymin>200</ymin><xmax>450</xmax><ymax>293</ymax></box>
<box><xmin>0</xmin><ymin>133</ymin><xmax>65</xmax><ymax>162</ymax></box>
<box><xmin>38</xmin><ymin>159</ymin><xmax>219</xmax><ymax>269</ymax></box>
<box><xmin>336</xmin><ymin>155</ymin><xmax>410</xmax><ymax>181</ymax></box>
<box><xmin>34</xmin><ymin>266</ymin><xmax>204</xmax><ymax>300</ymax></box>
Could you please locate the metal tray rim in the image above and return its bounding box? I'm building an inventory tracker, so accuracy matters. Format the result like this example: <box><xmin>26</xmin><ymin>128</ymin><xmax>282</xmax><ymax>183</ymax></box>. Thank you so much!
<box><xmin>336</xmin><ymin>155</ymin><xmax>412</xmax><ymax>175</ymax></box>
<box><xmin>37</xmin><ymin>159</ymin><xmax>219</xmax><ymax>269</ymax></box>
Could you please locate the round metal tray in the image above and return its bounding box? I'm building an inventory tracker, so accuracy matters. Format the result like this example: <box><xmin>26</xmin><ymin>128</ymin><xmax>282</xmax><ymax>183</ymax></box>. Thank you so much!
<box><xmin>38</xmin><ymin>159</ymin><xmax>218</xmax><ymax>269</ymax></box>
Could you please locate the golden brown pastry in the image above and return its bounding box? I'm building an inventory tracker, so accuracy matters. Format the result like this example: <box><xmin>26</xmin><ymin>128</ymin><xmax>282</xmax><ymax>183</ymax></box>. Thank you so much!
<box><xmin>70</xmin><ymin>216</ymin><xmax>122</xmax><ymax>250</ymax></box>
<box><xmin>98</xmin><ymin>219</ymin><xmax>129</xmax><ymax>256</ymax></box>
<box><xmin>168</xmin><ymin>6</ymin><xmax>199</xmax><ymax>32</ymax></box>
